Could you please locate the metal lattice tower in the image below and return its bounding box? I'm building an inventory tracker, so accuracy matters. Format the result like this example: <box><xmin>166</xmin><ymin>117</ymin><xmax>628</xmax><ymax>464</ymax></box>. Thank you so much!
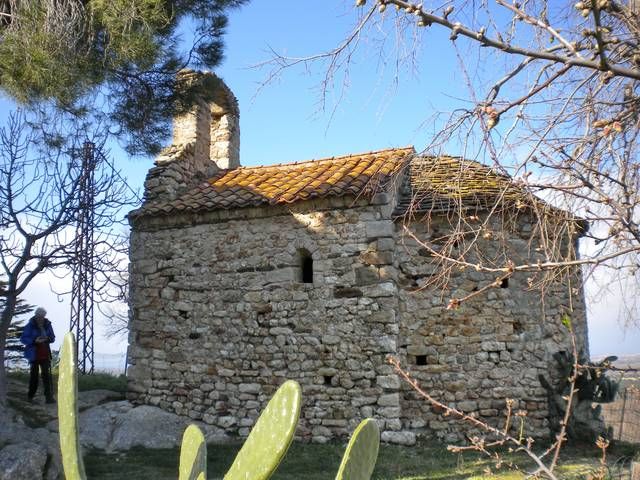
<box><xmin>69</xmin><ymin>142</ymin><xmax>96</xmax><ymax>374</ymax></box>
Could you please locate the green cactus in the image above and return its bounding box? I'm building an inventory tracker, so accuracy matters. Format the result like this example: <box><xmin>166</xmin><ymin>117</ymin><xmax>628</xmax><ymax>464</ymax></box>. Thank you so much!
<box><xmin>56</xmin><ymin>338</ymin><xmax>356</xmax><ymax>480</ymax></box>
<box><xmin>224</xmin><ymin>380</ymin><xmax>302</xmax><ymax>480</ymax></box>
<box><xmin>179</xmin><ymin>424</ymin><xmax>207</xmax><ymax>480</ymax></box>
<box><xmin>335</xmin><ymin>419</ymin><xmax>380</xmax><ymax>480</ymax></box>
<box><xmin>58</xmin><ymin>332</ymin><xmax>87</xmax><ymax>480</ymax></box>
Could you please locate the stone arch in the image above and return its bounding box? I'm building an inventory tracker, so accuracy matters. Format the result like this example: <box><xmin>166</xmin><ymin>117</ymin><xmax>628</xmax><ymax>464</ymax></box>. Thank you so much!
<box><xmin>170</xmin><ymin>70</ymin><xmax>240</xmax><ymax>170</ymax></box>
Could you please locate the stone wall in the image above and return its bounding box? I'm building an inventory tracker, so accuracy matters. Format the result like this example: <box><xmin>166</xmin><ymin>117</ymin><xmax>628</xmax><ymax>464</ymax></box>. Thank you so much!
<box><xmin>128</xmin><ymin>194</ymin><xmax>412</xmax><ymax>443</ymax></box>
<box><xmin>127</xmin><ymin>197</ymin><xmax>588</xmax><ymax>444</ymax></box>
<box><xmin>394</xmin><ymin>212</ymin><xmax>588</xmax><ymax>443</ymax></box>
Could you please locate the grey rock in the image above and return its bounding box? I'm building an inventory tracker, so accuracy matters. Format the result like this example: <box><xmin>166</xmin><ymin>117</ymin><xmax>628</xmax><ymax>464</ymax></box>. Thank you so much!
<box><xmin>322</xmin><ymin>335</ymin><xmax>341</xmax><ymax>345</ymax></box>
<box><xmin>365</xmin><ymin>221</ymin><xmax>394</xmax><ymax>239</ymax></box>
<box><xmin>109</xmin><ymin>405</ymin><xmax>190</xmax><ymax>451</ymax></box>
<box><xmin>238</xmin><ymin>384</ymin><xmax>261</xmax><ymax>394</ymax></box>
<box><xmin>381</xmin><ymin>431</ymin><xmax>416</xmax><ymax>446</ymax></box>
<box><xmin>363</xmin><ymin>282</ymin><xmax>396</xmax><ymax>298</ymax></box>
<box><xmin>376</xmin><ymin>336</ymin><xmax>396</xmax><ymax>353</ymax></box>
<box><xmin>0</xmin><ymin>442</ymin><xmax>47</xmax><ymax>480</ymax></box>
<box><xmin>377</xmin><ymin>393</ymin><xmax>400</xmax><ymax>407</ymax></box>
<box><xmin>48</xmin><ymin>400</ymin><xmax>188</xmax><ymax>452</ymax></box>
<box><xmin>77</xmin><ymin>389</ymin><xmax>125</xmax><ymax>411</ymax></box>
<box><xmin>355</xmin><ymin>266</ymin><xmax>379</xmax><ymax>286</ymax></box>
<box><xmin>47</xmin><ymin>401</ymin><xmax>126</xmax><ymax>448</ymax></box>
<box><xmin>456</xmin><ymin>401</ymin><xmax>478</xmax><ymax>412</ymax></box>
<box><xmin>376</xmin><ymin>375</ymin><xmax>401</xmax><ymax>390</ymax></box>
<box><xmin>0</xmin><ymin>410</ymin><xmax>62</xmax><ymax>480</ymax></box>
<box><xmin>217</xmin><ymin>416</ymin><xmax>237</xmax><ymax>428</ymax></box>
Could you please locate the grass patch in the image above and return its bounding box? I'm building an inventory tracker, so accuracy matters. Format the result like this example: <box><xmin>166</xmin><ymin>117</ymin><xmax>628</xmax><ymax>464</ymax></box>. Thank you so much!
<box><xmin>85</xmin><ymin>444</ymin><xmax>241</xmax><ymax>480</ymax></box>
<box><xmin>85</xmin><ymin>448</ymin><xmax>181</xmax><ymax>480</ymax></box>
<box><xmin>7</xmin><ymin>369</ymin><xmax>30</xmax><ymax>383</ymax></box>
<box><xmin>8</xmin><ymin>369</ymin><xmax>127</xmax><ymax>393</ymax></box>
<box><xmin>82</xmin><ymin>440</ymin><xmax>639</xmax><ymax>480</ymax></box>
<box><xmin>77</xmin><ymin>373</ymin><xmax>127</xmax><ymax>393</ymax></box>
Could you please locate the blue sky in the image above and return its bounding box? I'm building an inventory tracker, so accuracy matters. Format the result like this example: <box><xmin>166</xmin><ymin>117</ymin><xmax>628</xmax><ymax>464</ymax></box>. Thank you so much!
<box><xmin>2</xmin><ymin>1</ymin><xmax>639</xmax><ymax>358</ymax></box>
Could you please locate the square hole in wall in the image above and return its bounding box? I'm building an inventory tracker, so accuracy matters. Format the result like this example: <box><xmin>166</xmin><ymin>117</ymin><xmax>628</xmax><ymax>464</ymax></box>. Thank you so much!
<box><xmin>513</xmin><ymin>319</ymin><xmax>524</xmax><ymax>334</ymax></box>
<box><xmin>415</xmin><ymin>355</ymin><xmax>427</xmax><ymax>366</ymax></box>
<box><xmin>323</xmin><ymin>375</ymin><xmax>333</xmax><ymax>386</ymax></box>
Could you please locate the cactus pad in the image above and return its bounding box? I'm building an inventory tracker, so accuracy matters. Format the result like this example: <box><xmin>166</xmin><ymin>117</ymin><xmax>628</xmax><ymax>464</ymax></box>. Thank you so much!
<box><xmin>224</xmin><ymin>380</ymin><xmax>302</xmax><ymax>480</ymax></box>
<box><xmin>335</xmin><ymin>419</ymin><xmax>380</xmax><ymax>480</ymax></box>
<box><xmin>179</xmin><ymin>424</ymin><xmax>207</xmax><ymax>480</ymax></box>
<box><xmin>58</xmin><ymin>332</ymin><xmax>87</xmax><ymax>480</ymax></box>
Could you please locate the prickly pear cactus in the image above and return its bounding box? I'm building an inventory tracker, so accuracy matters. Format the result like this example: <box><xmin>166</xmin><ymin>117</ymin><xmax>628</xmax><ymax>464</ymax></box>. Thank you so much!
<box><xmin>335</xmin><ymin>419</ymin><xmax>380</xmax><ymax>480</ymax></box>
<box><xmin>179</xmin><ymin>424</ymin><xmax>207</xmax><ymax>480</ymax></box>
<box><xmin>58</xmin><ymin>332</ymin><xmax>87</xmax><ymax>480</ymax></box>
<box><xmin>56</xmin><ymin>346</ymin><xmax>311</xmax><ymax>480</ymax></box>
<box><xmin>224</xmin><ymin>380</ymin><xmax>302</xmax><ymax>480</ymax></box>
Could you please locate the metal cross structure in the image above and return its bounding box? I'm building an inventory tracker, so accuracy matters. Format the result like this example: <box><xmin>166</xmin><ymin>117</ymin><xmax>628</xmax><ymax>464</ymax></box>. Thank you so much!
<box><xmin>69</xmin><ymin>142</ymin><xmax>96</xmax><ymax>374</ymax></box>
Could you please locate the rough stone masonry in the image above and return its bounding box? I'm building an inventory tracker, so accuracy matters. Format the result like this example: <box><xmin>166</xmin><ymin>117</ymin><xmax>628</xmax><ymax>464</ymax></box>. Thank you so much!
<box><xmin>126</xmin><ymin>71</ymin><xmax>589</xmax><ymax>445</ymax></box>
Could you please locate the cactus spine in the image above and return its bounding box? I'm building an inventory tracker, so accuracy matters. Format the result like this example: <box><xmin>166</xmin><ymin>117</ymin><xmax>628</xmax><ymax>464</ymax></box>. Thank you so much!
<box><xmin>179</xmin><ymin>424</ymin><xmax>207</xmax><ymax>480</ymax></box>
<box><xmin>58</xmin><ymin>332</ymin><xmax>88</xmax><ymax>480</ymax></box>
<box><xmin>335</xmin><ymin>419</ymin><xmax>380</xmax><ymax>480</ymax></box>
<box><xmin>224</xmin><ymin>380</ymin><xmax>302</xmax><ymax>480</ymax></box>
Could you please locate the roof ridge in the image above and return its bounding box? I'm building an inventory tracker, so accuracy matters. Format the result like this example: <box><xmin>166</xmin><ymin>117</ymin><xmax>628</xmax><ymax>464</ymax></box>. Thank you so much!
<box><xmin>216</xmin><ymin>146</ymin><xmax>415</xmax><ymax>172</ymax></box>
<box><xmin>411</xmin><ymin>155</ymin><xmax>514</xmax><ymax>180</ymax></box>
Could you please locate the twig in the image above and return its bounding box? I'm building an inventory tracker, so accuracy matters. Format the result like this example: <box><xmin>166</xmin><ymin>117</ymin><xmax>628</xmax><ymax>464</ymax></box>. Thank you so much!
<box><xmin>388</xmin><ymin>356</ymin><xmax>560</xmax><ymax>479</ymax></box>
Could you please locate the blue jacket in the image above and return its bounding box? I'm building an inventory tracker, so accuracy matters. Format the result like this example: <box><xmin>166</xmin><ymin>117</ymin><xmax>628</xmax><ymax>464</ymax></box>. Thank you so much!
<box><xmin>20</xmin><ymin>316</ymin><xmax>55</xmax><ymax>363</ymax></box>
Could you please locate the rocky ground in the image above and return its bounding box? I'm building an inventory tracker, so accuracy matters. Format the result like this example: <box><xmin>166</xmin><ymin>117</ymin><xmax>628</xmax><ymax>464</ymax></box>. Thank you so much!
<box><xmin>0</xmin><ymin>376</ymin><xmax>229</xmax><ymax>480</ymax></box>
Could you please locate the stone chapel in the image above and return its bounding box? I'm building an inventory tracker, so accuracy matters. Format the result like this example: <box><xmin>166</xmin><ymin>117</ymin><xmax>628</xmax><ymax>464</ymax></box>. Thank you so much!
<box><xmin>126</xmin><ymin>71</ymin><xmax>589</xmax><ymax>445</ymax></box>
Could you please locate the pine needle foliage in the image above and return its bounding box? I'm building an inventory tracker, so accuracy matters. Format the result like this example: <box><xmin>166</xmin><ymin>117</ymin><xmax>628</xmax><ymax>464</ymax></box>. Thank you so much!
<box><xmin>1</xmin><ymin>280</ymin><xmax>33</xmax><ymax>366</ymax></box>
<box><xmin>0</xmin><ymin>0</ymin><xmax>247</xmax><ymax>154</ymax></box>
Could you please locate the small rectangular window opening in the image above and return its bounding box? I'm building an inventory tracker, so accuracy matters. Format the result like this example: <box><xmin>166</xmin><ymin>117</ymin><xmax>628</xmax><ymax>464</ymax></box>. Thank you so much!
<box><xmin>500</xmin><ymin>278</ymin><xmax>509</xmax><ymax>288</ymax></box>
<box><xmin>415</xmin><ymin>355</ymin><xmax>427</xmax><ymax>366</ymax></box>
<box><xmin>513</xmin><ymin>319</ymin><xmax>524</xmax><ymax>334</ymax></box>
<box><xmin>302</xmin><ymin>257</ymin><xmax>313</xmax><ymax>283</ymax></box>
<box><xmin>299</xmin><ymin>249</ymin><xmax>313</xmax><ymax>283</ymax></box>
<box><xmin>323</xmin><ymin>375</ymin><xmax>333</xmax><ymax>386</ymax></box>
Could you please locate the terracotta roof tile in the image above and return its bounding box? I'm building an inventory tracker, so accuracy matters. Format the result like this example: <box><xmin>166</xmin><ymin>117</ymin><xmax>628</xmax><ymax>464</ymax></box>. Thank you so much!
<box><xmin>132</xmin><ymin>147</ymin><xmax>540</xmax><ymax>220</ymax></box>
<box><xmin>137</xmin><ymin>147</ymin><xmax>414</xmax><ymax>216</ymax></box>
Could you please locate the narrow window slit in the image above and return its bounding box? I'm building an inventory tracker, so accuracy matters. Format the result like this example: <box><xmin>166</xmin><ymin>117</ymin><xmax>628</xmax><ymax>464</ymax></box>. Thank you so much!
<box><xmin>299</xmin><ymin>248</ymin><xmax>313</xmax><ymax>283</ymax></box>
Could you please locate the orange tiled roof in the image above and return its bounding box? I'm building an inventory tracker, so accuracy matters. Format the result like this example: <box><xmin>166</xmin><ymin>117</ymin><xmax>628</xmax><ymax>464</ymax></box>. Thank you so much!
<box><xmin>138</xmin><ymin>147</ymin><xmax>414</xmax><ymax>215</ymax></box>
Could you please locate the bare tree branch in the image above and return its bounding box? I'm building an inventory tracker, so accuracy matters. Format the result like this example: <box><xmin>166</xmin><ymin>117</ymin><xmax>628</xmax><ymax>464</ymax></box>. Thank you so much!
<box><xmin>0</xmin><ymin>110</ymin><xmax>135</xmax><ymax>402</ymax></box>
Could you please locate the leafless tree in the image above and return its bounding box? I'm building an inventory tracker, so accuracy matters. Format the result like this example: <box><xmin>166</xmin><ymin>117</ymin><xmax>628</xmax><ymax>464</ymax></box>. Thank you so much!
<box><xmin>256</xmin><ymin>1</ymin><xmax>640</xmax><ymax>475</ymax></box>
<box><xmin>259</xmin><ymin>0</ymin><xmax>640</xmax><ymax>321</ymax></box>
<box><xmin>100</xmin><ymin>269</ymin><xmax>130</xmax><ymax>340</ymax></box>
<box><xmin>102</xmin><ymin>307</ymin><xmax>129</xmax><ymax>339</ymax></box>
<box><xmin>0</xmin><ymin>111</ymin><xmax>133</xmax><ymax>403</ymax></box>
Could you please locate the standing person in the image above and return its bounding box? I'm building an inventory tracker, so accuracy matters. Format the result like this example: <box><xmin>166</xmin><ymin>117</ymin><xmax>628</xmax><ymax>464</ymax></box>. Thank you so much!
<box><xmin>20</xmin><ymin>307</ymin><xmax>56</xmax><ymax>403</ymax></box>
